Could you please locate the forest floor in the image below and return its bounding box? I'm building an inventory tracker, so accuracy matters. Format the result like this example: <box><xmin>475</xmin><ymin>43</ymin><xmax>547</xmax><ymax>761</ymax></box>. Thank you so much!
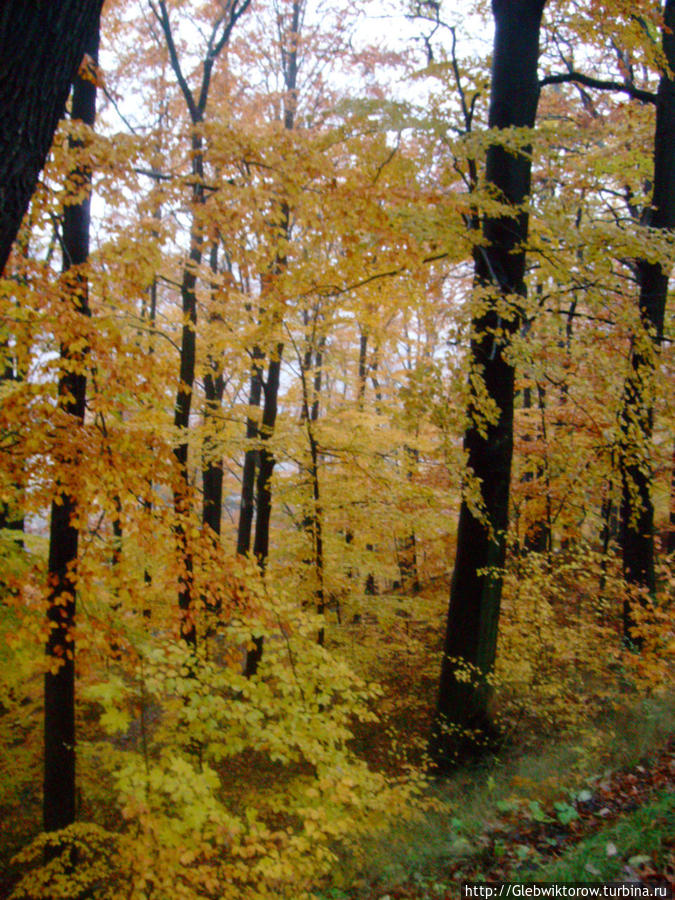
<box><xmin>323</xmin><ymin>707</ymin><xmax>675</xmax><ymax>900</ymax></box>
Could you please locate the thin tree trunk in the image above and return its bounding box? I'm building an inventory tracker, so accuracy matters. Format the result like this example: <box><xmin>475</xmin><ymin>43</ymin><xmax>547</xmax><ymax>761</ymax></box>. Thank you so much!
<box><xmin>430</xmin><ymin>0</ymin><xmax>546</xmax><ymax>770</ymax></box>
<box><xmin>521</xmin><ymin>383</ymin><xmax>552</xmax><ymax>553</ymax></box>
<box><xmin>397</xmin><ymin>446</ymin><xmax>420</xmax><ymax>592</ymax></box>
<box><xmin>0</xmin><ymin>345</ymin><xmax>24</xmax><ymax>546</ymax></box>
<box><xmin>299</xmin><ymin>326</ymin><xmax>326</xmax><ymax>644</ymax></box>
<box><xmin>358</xmin><ymin>329</ymin><xmax>368</xmax><ymax>407</ymax></box>
<box><xmin>44</xmin><ymin>22</ymin><xmax>98</xmax><ymax>839</ymax></box>
<box><xmin>356</xmin><ymin>326</ymin><xmax>377</xmax><ymax>593</ymax></box>
<box><xmin>619</xmin><ymin>0</ymin><xmax>675</xmax><ymax>642</ymax></box>
<box><xmin>140</xmin><ymin>180</ymin><xmax>160</xmax><ymax>603</ymax></box>
<box><xmin>172</xmin><ymin>172</ymin><xmax>203</xmax><ymax>648</ymax></box>
<box><xmin>202</xmin><ymin>240</ymin><xmax>225</xmax><ymax>539</ymax></box>
<box><xmin>236</xmin><ymin>349</ymin><xmax>264</xmax><ymax>555</ymax></box>
<box><xmin>668</xmin><ymin>441</ymin><xmax>675</xmax><ymax>555</ymax></box>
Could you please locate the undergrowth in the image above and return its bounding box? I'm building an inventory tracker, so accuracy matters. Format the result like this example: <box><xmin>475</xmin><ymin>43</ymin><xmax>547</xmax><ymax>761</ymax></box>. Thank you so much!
<box><xmin>321</xmin><ymin>689</ymin><xmax>675</xmax><ymax>896</ymax></box>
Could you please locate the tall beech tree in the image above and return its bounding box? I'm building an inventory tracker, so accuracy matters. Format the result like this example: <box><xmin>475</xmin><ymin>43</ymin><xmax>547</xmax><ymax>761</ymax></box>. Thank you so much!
<box><xmin>538</xmin><ymin>0</ymin><xmax>674</xmax><ymax>639</ymax></box>
<box><xmin>619</xmin><ymin>0</ymin><xmax>675</xmax><ymax>639</ymax></box>
<box><xmin>0</xmin><ymin>0</ymin><xmax>104</xmax><ymax>275</ymax></box>
<box><xmin>151</xmin><ymin>0</ymin><xmax>252</xmax><ymax>646</ymax></box>
<box><xmin>240</xmin><ymin>0</ymin><xmax>302</xmax><ymax>677</ymax></box>
<box><xmin>44</xmin><ymin>23</ymin><xmax>99</xmax><ymax>837</ymax></box>
<box><xmin>430</xmin><ymin>0</ymin><xmax>546</xmax><ymax>768</ymax></box>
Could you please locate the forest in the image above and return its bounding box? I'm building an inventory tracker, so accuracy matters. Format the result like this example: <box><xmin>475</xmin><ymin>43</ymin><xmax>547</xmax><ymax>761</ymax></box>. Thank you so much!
<box><xmin>0</xmin><ymin>0</ymin><xmax>673</xmax><ymax>897</ymax></box>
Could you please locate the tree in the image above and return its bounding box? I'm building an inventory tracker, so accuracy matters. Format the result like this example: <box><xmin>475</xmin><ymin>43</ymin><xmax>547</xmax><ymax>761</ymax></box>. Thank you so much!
<box><xmin>430</xmin><ymin>0</ymin><xmax>547</xmax><ymax>769</ymax></box>
<box><xmin>619</xmin><ymin>0</ymin><xmax>675</xmax><ymax>640</ymax></box>
<box><xmin>537</xmin><ymin>0</ymin><xmax>674</xmax><ymax>639</ymax></box>
<box><xmin>44</xmin><ymin>20</ymin><xmax>99</xmax><ymax>841</ymax></box>
<box><xmin>238</xmin><ymin>0</ymin><xmax>305</xmax><ymax>676</ymax></box>
<box><xmin>150</xmin><ymin>0</ymin><xmax>252</xmax><ymax>647</ymax></box>
<box><xmin>0</xmin><ymin>0</ymin><xmax>104</xmax><ymax>274</ymax></box>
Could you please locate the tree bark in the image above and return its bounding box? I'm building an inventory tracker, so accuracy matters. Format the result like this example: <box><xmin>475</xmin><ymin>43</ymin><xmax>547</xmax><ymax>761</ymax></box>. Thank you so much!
<box><xmin>619</xmin><ymin>0</ymin><xmax>675</xmax><ymax>642</ymax></box>
<box><xmin>202</xmin><ymin>241</ymin><xmax>226</xmax><ymax>539</ymax></box>
<box><xmin>236</xmin><ymin>351</ymin><xmax>264</xmax><ymax>555</ymax></box>
<box><xmin>521</xmin><ymin>383</ymin><xmax>552</xmax><ymax>553</ymax></box>
<box><xmin>299</xmin><ymin>326</ymin><xmax>327</xmax><ymax>644</ymax></box>
<box><xmin>430</xmin><ymin>0</ymin><xmax>546</xmax><ymax>770</ymax></box>
<box><xmin>244</xmin><ymin>344</ymin><xmax>284</xmax><ymax>676</ymax></box>
<box><xmin>0</xmin><ymin>1</ymin><xmax>104</xmax><ymax>274</ymax></box>
<box><xmin>0</xmin><ymin>345</ymin><xmax>24</xmax><ymax>546</ymax></box>
<box><xmin>44</xmin><ymin>22</ymin><xmax>98</xmax><ymax>838</ymax></box>
<box><xmin>668</xmin><ymin>441</ymin><xmax>675</xmax><ymax>555</ymax></box>
<box><xmin>172</xmin><ymin>180</ymin><xmax>202</xmax><ymax>649</ymax></box>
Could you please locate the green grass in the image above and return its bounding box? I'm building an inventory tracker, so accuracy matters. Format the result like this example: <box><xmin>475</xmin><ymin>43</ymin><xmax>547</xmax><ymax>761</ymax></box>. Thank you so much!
<box><xmin>529</xmin><ymin>789</ymin><xmax>675</xmax><ymax>881</ymax></box>
<box><xmin>323</xmin><ymin>690</ymin><xmax>675</xmax><ymax>896</ymax></box>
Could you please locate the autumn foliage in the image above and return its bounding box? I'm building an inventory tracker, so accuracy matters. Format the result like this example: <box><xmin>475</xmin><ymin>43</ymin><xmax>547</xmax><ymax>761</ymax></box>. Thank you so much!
<box><xmin>0</xmin><ymin>0</ymin><xmax>673</xmax><ymax>897</ymax></box>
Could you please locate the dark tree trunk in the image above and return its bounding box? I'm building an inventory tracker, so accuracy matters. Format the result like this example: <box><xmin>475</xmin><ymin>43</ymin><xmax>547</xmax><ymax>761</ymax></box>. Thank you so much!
<box><xmin>299</xmin><ymin>328</ymin><xmax>326</xmax><ymax>644</ymax></box>
<box><xmin>668</xmin><ymin>441</ymin><xmax>675</xmax><ymax>555</ymax></box>
<box><xmin>521</xmin><ymin>384</ymin><xmax>552</xmax><ymax>554</ymax></box>
<box><xmin>111</xmin><ymin>495</ymin><xmax>123</xmax><ymax>571</ymax></box>
<box><xmin>202</xmin><ymin>241</ymin><xmax>225</xmax><ymax>539</ymax></box>
<box><xmin>0</xmin><ymin>0</ymin><xmax>104</xmax><ymax>274</ymax></box>
<box><xmin>619</xmin><ymin>0</ymin><xmax>675</xmax><ymax>642</ymax></box>
<box><xmin>0</xmin><ymin>347</ymin><xmax>24</xmax><ymax>546</ymax></box>
<box><xmin>244</xmin><ymin>346</ymin><xmax>284</xmax><ymax>676</ymax></box>
<box><xmin>396</xmin><ymin>532</ymin><xmax>419</xmax><ymax>592</ymax></box>
<box><xmin>397</xmin><ymin>446</ymin><xmax>420</xmax><ymax>592</ymax></box>
<box><xmin>139</xmin><ymin>188</ymin><xmax>160</xmax><ymax>602</ymax></box>
<box><xmin>236</xmin><ymin>350</ymin><xmax>264</xmax><ymax>555</ymax></box>
<box><xmin>202</xmin><ymin>388</ymin><xmax>225</xmax><ymax>535</ymax></box>
<box><xmin>44</xmin><ymin>23</ymin><xmax>98</xmax><ymax>838</ymax></box>
<box><xmin>430</xmin><ymin>0</ymin><xmax>545</xmax><ymax>770</ymax></box>
<box><xmin>356</xmin><ymin>327</ymin><xmax>377</xmax><ymax>592</ymax></box>
<box><xmin>358</xmin><ymin>330</ymin><xmax>368</xmax><ymax>407</ymax></box>
<box><xmin>172</xmin><ymin>189</ymin><xmax>202</xmax><ymax>648</ymax></box>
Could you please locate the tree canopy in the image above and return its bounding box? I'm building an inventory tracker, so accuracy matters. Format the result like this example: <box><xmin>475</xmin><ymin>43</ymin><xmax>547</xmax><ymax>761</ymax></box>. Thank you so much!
<box><xmin>0</xmin><ymin>0</ymin><xmax>673</xmax><ymax>896</ymax></box>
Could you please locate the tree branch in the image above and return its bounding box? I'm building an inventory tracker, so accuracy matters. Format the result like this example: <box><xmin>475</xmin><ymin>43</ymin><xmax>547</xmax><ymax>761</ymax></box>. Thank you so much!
<box><xmin>149</xmin><ymin>0</ymin><xmax>200</xmax><ymax>122</ymax></box>
<box><xmin>198</xmin><ymin>0</ymin><xmax>252</xmax><ymax>115</ymax></box>
<box><xmin>540</xmin><ymin>70</ymin><xmax>656</xmax><ymax>105</ymax></box>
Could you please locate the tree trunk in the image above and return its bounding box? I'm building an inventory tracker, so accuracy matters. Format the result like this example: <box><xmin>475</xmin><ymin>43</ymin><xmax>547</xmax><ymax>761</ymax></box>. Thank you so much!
<box><xmin>140</xmin><ymin>183</ymin><xmax>160</xmax><ymax>603</ymax></box>
<box><xmin>202</xmin><ymin>241</ymin><xmax>225</xmax><ymax>539</ymax></box>
<box><xmin>430</xmin><ymin>0</ymin><xmax>546</xmax><ymax>770</ymax></box>
<box><xmin>172</xmin><ymin>176</ymin><xmax>202</xmax><ymax>648</ymax></box>
<box><xmin>44</xmin><ymin>22</ymin><xmax>98</xmax><ymax>838</ymax></box>
<box><xmin>0</xmin><ymin>346</ymin><xmax>24</xmax><ymax>547</ymax></box>
<box><xmin>299</xmin><ymin>327</ymin><xmax>327</xmax><ymax>644</ymax></box>
<box><xmin>668</xmin><ymin>441</ymin><xmax>675</xmax><ymax>555</ymax></box>
<box><xmin>0</xmin><ymin>1</ymin><xmax>104</xmax><ymax>274</ymax></box>
<box><xmin>236</xmin><ymin>350</ymin><xmax>264</xmax><ymax>555</ymax></box>
<box><xmin>244</xmin><ymin>345</ymin><xmax>284</xmax><ymax>676</ymax></box>
<box><xmin>521</xmin><ymin>383</ymin><xmax>552</xmax><ymax>553</ymax></box>
<box><xmin>397</xmin><ymin>446</ymin><xmax>420</xmax><ymax>592</ymax></box>
<box><xmin>619</xmin><ymin>0</ymin><xmax>675</xmax><ymax>642</ymax></box>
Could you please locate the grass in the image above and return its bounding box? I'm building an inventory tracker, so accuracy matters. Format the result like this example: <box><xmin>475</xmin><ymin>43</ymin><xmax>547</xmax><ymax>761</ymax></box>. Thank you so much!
<box><xmin>530</xmin><ymin>789</ymin><xmax>674</xmax><ymax>882</ymax></box>
<box><xmin>322</xmin><ymin>689</ymin><xmax>675</xmax><ymax>897</ymax></box>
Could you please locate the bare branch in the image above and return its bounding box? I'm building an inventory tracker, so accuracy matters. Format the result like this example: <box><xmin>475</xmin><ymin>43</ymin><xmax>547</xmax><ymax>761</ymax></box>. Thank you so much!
<box><xmin>198</xmin><ymin>0</ymin><xmax>253</xmax><ymax>115</ymax></box>
<box><xmin>149</xmin><ymin>0</ymin><xmax>199</xmax><ymax>121</ymax></box>
<box><xmin>540</xmin><ymin>70</ymin><xmax>656</xmax><ymax>105</ymax></box>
